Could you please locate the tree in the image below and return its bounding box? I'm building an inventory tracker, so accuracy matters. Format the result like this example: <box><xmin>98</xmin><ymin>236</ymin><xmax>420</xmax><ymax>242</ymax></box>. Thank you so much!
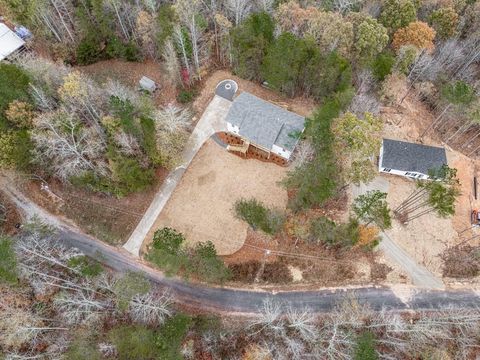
<box><xmin>332</xmin><ymin>112</ymin><xmax>382</xmax><ymax>185</ymax></box>
<box><xmin>261</xmin><ymin>32</ymin><xmax>306</xmax><ymax>97</ymax></box>
<box><xmin>190</xmin><ymin>241</ymin><xmax>232</xmax><ymax>284</ymax></box>
<box><xmin>113</xmin><ymin>272</ymin><xmax>151</xmax><ymax>311</ymax></box>
<box><xmin>234</xmin><ymin>198</ymin><xmax>284</xmax><ymax>234</ymax></box>
<box><xmin>394</xmin><ymin>165</ymin><xmax>461</xmax><ymax>222</ymax></box>
<box><xmin>420</xmin><ymin>80</ymin><xmax>476</xmax><ymax>139</ymax></box>
<box><xmin>31</xmin><ymin>110</ymin><xmax>107</xmax><ymax>181</ymax></box>
<box><xmin>146</xmin><ymin>227</ymin><xmax>190</xmax><ymax>275</ymax></box>
<box><xmin>5</xmin><ymin>101</ymin><xmax>35</xmax><ymax>128</ymax></box>
<box><xmin>163</xmin><ymin>39</ymin><xmax>181</xmax><ymax>86</ymax></box>
<box><xmin>380</xmin><ymin>0</ymin><xmax>417</xmax><ymax>33</ymax></box>
<box><xmin>428</xmin><ymin>7</ymin><xmax>458</xmax><ymax>40</ymax></box>
<box><xmin>275</xmin><ymin>1</ymin><xmax>318</xmax><ymax>37</ymax></box>
<box><xmin>392</xmin><ymin>21</ymin><xmax>436</xmax><ymax>52</ymax></box>
<box><xmin>352</xmin><ymin>190</ymin><xmax>392</xmax><ymax>229</ymax></box>
<box><xmin>128</xmin><ymin>291</ymin><xmax>173</xmax><ymax>326</ymax></box>
<box><xmin>351</xmin><ymin>15</ymin><xmax>389</xmax><ymax>63</ymax></box>
<box><xmin>226</xmin><ymin>0</ymin><xmax>252</xmax><ymax>26</ymax></box>
<box><xmin>0</xmin><ymin>236</ymin><xmax>18</xmax><ymax>284</ymax></box>
<box><xmin>305</xmin><ymin>10</ymin><xmax>354</xmax><ymax>56</ymax></box>
<box><xmin>231</xmin><ymin>12</ymin><xmax>274</xmax><ymax>80</ymax></box>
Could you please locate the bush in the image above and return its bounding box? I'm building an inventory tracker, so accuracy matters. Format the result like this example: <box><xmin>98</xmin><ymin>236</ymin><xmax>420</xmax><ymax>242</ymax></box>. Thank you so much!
<box><xmin>65</xmin><ymin>335</ymin><xmax>101</xmax><ymax>360</ymax></box>
<box><xmin>0</xmin><ymin>236</ymin><xmax>18</xmax><ymax>285</ymax></box>
<box><xmin>156</xmin><ymin>314</ymin><xmax>192</xmax><ymax>360</ymax></box>
<box><xmin>0</xmin><ymin>63</ymin><xmax>31</xmax><ymax>129</ymax></box>
<box><xmin>354</xmin><ymin>331</ymin><xmax>378</xmax><ymax>360</ymax></box>
<box><xmin>190</xmin><ymin>241</ymin><xmax>232</xmax><ymax>284</ymax></box>
<box><xmin>177</xmin><ymin>89</ymin><xmax>197</xmax><ymax>104</ymax></box>
<box><xmin>147</xmin><ymin>227</ymin><xmax>190</xmax><ymax>276</ymax></box>
<box><xmin>111</xmin><ymin>156</ymin><xmax>155</xmax><ymax>194</ymax></box>
<box><xmin>113</xmin><ymin>272</ymin><xmax>150</xmax><ymax>311</ymax></box>
<box><xmin>309</xmin><ymin>217</ymin><xmax>360</xmax><ymax>248</ymax></box>
<box><xmin>67</xmin><ymin>255</ymin><xmax>103</xmax><ymax>277</ymax></box>
<box><xmin>371</xmin><ymin>52</ymin><xmax>395</xmax><ymax>81</ymax></box>
<box><xmin>76</xmin><ymin>38</ymin><xmax>102</xmax><ymax>65</ymax></box>
<box><xmin>140</xmin><ymin>117</ymin><xmax>160</xmax><ymax>163</ymax></box>
<box><xmin>108</xmin><ymin>325</ymin><xmax>158</xmax><ymax>360</ymax></box>
<box><xmin>234</xmin><ymin>198</ymin><xmax>285</xmax><ymax>235</ymax></box>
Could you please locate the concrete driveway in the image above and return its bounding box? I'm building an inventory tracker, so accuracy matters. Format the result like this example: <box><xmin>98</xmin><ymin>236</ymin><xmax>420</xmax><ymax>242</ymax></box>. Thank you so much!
<box><xmin>123</xmin><ymin>95</ymin><xmax>231</xmax><ymax>256</ymax></box>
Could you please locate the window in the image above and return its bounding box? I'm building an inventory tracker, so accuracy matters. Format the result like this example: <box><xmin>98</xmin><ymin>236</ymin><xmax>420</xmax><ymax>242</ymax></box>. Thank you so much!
<box><xmin>383</xmin><ymin>168</ymin><xmax>391</xmax><ymax>172</ymax></box>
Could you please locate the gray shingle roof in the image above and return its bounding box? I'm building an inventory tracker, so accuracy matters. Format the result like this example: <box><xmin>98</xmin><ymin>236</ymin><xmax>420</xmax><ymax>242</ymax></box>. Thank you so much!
<box><xmin>381</xmin><ymin>139</ymin><xmax>447</xmax><ymax>175</ymax></box>
<box><xmin>225</xmin><ymin>92</ymin><xmax>305</xmax><ymax>151</ymax></box>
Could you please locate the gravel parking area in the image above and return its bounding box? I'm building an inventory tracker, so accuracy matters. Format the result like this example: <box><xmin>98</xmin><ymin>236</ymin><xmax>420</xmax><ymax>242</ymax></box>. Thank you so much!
<box><xmin>144</xmin><ymin>140</ymin><xmax>288</xmax><ymax>255</ymax></box>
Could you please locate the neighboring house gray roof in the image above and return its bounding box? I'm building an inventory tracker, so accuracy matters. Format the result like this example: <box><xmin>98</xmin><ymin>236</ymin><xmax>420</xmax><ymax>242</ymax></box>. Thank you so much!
<box><xmin>225</xmin><ymin>92</ymin><xmax>305</xmax><ymax>151</ymax></box>
<box><xmin>381</xmin><ymin>139</ymin><xmax>447</xmax><ymax>175</ymax></box>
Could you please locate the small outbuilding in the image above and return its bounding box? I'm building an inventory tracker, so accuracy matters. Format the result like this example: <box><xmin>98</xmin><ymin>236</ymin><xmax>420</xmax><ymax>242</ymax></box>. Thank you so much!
<box><xmin>379</xmin><ymin>138</ymin><xmax>447</xmax><ymax>180</ymax></box>
<box><xmin>225</xmin><ymin>92</ymin><xmax>305</xmax><ymax>161</ymax></box>
<box><xmin>0</xmin><ymin>22</ymin><xmax>26</xmax><ymax>61</ymax></box>
<box><xmin>139</xmin><ymin>76</ymin><xmax>157</xmax><ymax>93</ymax></box>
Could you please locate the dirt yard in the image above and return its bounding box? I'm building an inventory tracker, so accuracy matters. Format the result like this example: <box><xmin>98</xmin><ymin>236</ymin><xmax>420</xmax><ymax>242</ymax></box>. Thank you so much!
<box><xmin>378</xmin><ymin>94</ymin><xmax>480</xmax><ymax>280</ymax></box>
<box><xmin>143</xmin><ymin>140</ymin><xmax>289</xmax><ymax>256</ymax></box>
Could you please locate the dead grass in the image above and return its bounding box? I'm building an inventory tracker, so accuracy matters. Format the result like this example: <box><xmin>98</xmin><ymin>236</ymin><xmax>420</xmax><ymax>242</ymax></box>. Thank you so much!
<box><xmin>143</xmin><ymin>140</ymin><xmax>289</xmax><ymax>256</ymax></box>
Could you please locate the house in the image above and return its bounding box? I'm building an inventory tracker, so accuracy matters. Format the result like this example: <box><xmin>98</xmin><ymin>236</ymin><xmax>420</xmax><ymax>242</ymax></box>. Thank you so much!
<box><xmin>0</xmin><ymin>22</ymin><xmax>25</xmax><ymax>61</ymax></box>
<box><xmin>379</xmin><ymin>139</ymin><xmax>447</xmax><ymax>179</ymax></box>
<box><xmin>224</xmin><ymin>92</ymin><xmax>305</xmax><ymax>161</ymax></box>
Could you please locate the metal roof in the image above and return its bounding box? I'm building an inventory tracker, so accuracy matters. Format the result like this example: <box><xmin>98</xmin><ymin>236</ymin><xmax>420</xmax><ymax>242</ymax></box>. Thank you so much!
<box><xmin>225</xmin><ymin>92</ymin><xmax>305</xmax><ymax>151</ymax></box>
<box><xmin>0</xmin><ymin>23</ymin><xmax>25</xmax><ymax>61</ymax></box>
<box><xmin>381</xmin><ymin>139</ymin><xmax>447</xmax><ymax>175</ymax></box>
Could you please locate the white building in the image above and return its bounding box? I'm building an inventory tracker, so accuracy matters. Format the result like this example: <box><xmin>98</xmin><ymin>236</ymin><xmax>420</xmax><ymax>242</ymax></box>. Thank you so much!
<box><xmin>0</xmin><ymin>23</ymin><xmax>25</xmax><ymax>61</ymax></box>
<box><xmin>379</xmin><ymin>139</ymin><xmax>448</xmax><ymax>180</ymax></box>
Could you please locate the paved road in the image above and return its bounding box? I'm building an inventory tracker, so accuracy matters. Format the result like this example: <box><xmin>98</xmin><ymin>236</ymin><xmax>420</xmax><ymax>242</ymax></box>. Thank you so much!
<box><xmin>123</xmin><ymin>95</ymin><xmax>232</xmax><ymax>256</ymax></box>
<box><xmin>3</xmin><ymin>179</ymin><xmax>479</xmax><ymax>314</ymax></box>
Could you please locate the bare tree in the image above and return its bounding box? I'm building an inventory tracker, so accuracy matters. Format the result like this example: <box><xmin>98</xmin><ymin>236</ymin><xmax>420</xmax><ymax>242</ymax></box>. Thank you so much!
<box><xmin>128</xmin><ymin>291</ymin><xmax>173</xmax><ymax>325</ymax></box>
<box><xmin>154</xmin><ymin>104</ymin><xmax>192</xmax><ymax>133</ymax></box>
<box><xmin>163</xmin><ymin>38</ymin><xmax>182</xmax><ymax>86</ymax></box>
<box><xmin>226</xmin><ymin>0</ymin><xmax>252</xmax><ymax>26</ymax></box>
<box><xmin>53</xmin><ymin>291</ymin><xmax>112</xmax><ymax>325</ymax></box>
<box><xmin>32</xmin><ymin>110</ymin><xmax>108</xmax><ymax>181</ymax></box>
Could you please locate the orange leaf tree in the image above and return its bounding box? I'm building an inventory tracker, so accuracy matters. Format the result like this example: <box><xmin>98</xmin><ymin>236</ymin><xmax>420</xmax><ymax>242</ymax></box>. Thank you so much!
<box><xmin>392</xmin><ymin>21</ymin><xmax>436</xmax><ymax>52</ymax></box>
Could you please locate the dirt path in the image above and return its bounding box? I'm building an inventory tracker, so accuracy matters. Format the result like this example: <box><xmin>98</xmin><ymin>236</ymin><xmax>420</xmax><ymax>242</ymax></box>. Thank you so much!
<box><xmin>122</xmin><ymin>95</ymin><xmax>232</xmax><ymax>256</ymax></box>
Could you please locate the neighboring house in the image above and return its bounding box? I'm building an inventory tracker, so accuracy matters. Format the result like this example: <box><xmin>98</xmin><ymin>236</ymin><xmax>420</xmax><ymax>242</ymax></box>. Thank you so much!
<box><xmin>224</xmin><ymin>92</ymin><xmax>305</xmax><ymax>161</ymax></box>
<box><xmin>0</xmin><ymin>22</ymin><xmax>26</xmax><ymax>61</ymax></box>
<box><xmin>379</xmin><ymin>138</ymin><xmax>448</xmax><ymax>180</ymax></box>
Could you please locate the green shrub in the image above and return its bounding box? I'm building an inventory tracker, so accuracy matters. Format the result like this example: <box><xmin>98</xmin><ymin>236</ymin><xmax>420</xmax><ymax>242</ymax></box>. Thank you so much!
<box><xmin>0</xmin><ymin>63</ymin><xmax>31</xmax><ymax>129</ymax></box>
<box><xmin>67</xmin><ymin>255</ymin><xmax>103</xmax><ymax>277</ymax></box>
<box><xmin>65</xmin><ymin>335</ymin><xmax>101</xmax><ymax>360</ymax></box>
<box><xmin>177</xmin><ymin>89</ymin><xmax>197</xmax><ymax>104</ymax></box>
<box><xmin>371</xmin><ymin>52</ymin><xmax>395</xmax><ymax>81</ymax></box>
<box><xmin>108</xmin><ymin>325</ymin><xmax>158</xmax><ymax>360</ymax></box>
<box><xmin>76</xmin><ymin>38</ymin><xmax>102</xmax><ymax>65</ymax></box>
<box><xmin>354</xmin><ymin>331</ymin><xmax>378</xmax><ymax>360</ymax></box>
<box><xmin>147</xmin><ymin>227</ymin><xmax>190</xmax><ymax>276</ymax></box>
<box><xmin>155</xmin><ymin>314</ymin><xmax>192</xmax><ymax>360</ymax></box>
<box><xmin>0</xmin><ymin>236</ymin><xmax>18</xmax><ymax>285</ymax></box>
<box><xmin>234</xmin><ymin>198</ymin><xmax>284</xmax><ymax>235</ymax></box>
<box><xmin>113</xmin><ymin>272</ymin><xmax>150</xmax><ymax>311</ymax></box>
<box><xmin>112</xmin><ymin>156</ymin><xmax>155</xmax><ymax>194</ymax></box>
<box><xmin>309</xmin><ymin>217</ymin><xmax>360</xmax><ymax>248</ymax></box>
<box><xmin>190</xmin><ymin>241</ymin><xmax>231</xmax><ymax>284</ymax></box>
<box><xmin>140</xmin><ymin>117</ymin><xmax>160</xmax><ymax>164</ymax></box>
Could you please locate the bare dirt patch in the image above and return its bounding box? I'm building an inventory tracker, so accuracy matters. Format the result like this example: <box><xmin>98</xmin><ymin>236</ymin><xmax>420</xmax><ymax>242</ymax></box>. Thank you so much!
<box><xmin>0</xmin><ymin>191</ymin><xmax>22</xmax><ymax>235</ymax></box>
<box><xmin>143</xmin><ymin>140</ymin><xmax>289</xmax><ymax>255</ymax></box>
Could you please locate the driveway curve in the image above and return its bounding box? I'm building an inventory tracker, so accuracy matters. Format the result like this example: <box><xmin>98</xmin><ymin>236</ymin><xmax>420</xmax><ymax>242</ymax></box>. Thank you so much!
<box><xmin>3</xmin><ymin>179</ymin><xmax>479</xmax><ymax>315</ymax></box>
<box><xmin>123</xmin><ymin>95</ymin><xmax>232</xmax><ymax>256</ymax></box>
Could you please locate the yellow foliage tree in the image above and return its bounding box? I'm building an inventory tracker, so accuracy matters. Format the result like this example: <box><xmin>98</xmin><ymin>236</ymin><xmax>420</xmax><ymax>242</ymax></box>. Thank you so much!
<box><xmin>5</xmin><ymin>100</ymin><xmax>34</xmax><ymax>128</ymax></box>
<box><xmin>357</xmin><ymin>225</ymin><xmax>380</xmax><ymax>248</ymax></box>
<box><xmin>392</xmin><ymin>21</ymin><xmax>436</xmax><ymax>52</ymax></box>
